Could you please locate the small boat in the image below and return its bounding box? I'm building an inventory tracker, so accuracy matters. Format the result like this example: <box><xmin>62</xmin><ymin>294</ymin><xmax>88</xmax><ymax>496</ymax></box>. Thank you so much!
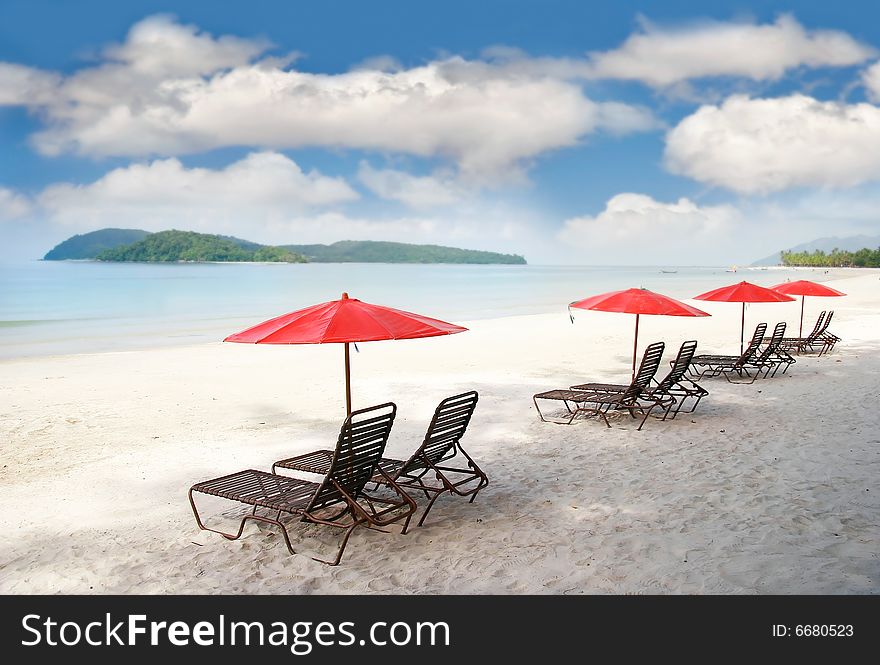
<box><xmin>660</xmin><ymin>270</ymin><xmax>677</xmax><ymax>274</ymax></box>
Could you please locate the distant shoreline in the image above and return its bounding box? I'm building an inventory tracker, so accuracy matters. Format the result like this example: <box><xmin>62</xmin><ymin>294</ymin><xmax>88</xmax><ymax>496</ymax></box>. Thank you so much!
<box><xmin>42</xmin><ymin>228</ymin><xmax>527</xmax><ymax>264</ymax></box>
<box><xmin>40</xmin><ymin>258</ymin><xmax>531</xmax><ymax>266</ymax></box>
<box><xmin>33</xmin><ymin>259</ymin><xmax>880</xmax><ymax>271</ymax></box>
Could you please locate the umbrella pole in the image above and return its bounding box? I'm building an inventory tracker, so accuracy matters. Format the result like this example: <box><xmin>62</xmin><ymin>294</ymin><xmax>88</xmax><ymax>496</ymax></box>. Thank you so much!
<box><xmin>799</xmin><ymin>295</ymin><xmax>805</xmax><ymax>338</ymax></box>
<box><xmin>344</xmin><ymin>342</ymin><xmax>352</xmax><ymax>417</ymax></box>
<box><xmin>632</xmin><ymin>314</ymin><xmax>639</xmax><ymax>381</ymax></box>
<box><xmin>740</xmin><ymin>302</ymin><xmax>745</xmax><ymax>354</ymax></box>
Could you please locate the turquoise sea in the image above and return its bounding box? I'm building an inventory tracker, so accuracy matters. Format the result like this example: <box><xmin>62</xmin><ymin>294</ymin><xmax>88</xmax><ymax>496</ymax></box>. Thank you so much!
<box><xmin>0</xmin><ymin>260</ymin><xmax>832</xmax><ymax>359</ymax></box>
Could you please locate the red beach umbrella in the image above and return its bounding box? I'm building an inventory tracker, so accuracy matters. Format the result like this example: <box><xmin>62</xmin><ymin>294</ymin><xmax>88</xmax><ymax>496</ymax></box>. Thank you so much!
<box><xmin>225</xmin><ymin>293</ymin><xmax>467</xmax><ymax>415</ymax></box>
<box><xmin>770</xmin><ymin>280</ymin><xmax>846</xmax><ymax>337</ymax></box>
<box><xmin>570</xmin><ymin>288</ymin><xmax>710</xmax><ymax>379</ymax></box>
<box><xmin>694</xmin><ymin>281</ymin><xmax>794</xmax><ymax>353</ymax></box>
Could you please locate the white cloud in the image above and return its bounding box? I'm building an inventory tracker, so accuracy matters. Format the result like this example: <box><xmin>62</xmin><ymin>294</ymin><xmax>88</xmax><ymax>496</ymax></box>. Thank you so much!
<box><xmin>20</xmin><ymin>151</ymin><xmax>534</xmax><ymax>254</ymax></box>
<box><xmin>357</xmin><ymin>163</ymin><xmax>465</xmax><ymax>208</ymax></box>
<box><xmin>37</xmin><ymin>151</ymin><xmax>357</xmax><ymax>233</ymax></box>
<box><xmin>2</xmin><ymin>146</ymin><xmax>548</xmax><ymax>255</ymax></box>
<box><xmin>558</xmin><ymin>193</ymin><xmax>741</xmax><ymax>264</ymax></box>
<box><xmin>4</xmin><ymin>159</ymin><xmax>553</xmax><ymax>257</ymax></box>
<box><xmin>861</xmin><ymin>61</ymin><xmax>880</xmax><ymax>101</ymax></box>
<box><xmin>584</xmin><ymin>14</ymin><xmax>874</xmax><ymax>87</ymax></box>
<box><xmin>102</xmin><ymin>14</ymin><xmax>269</xmax><ymax>77</ymax></box>
<box><xmin>558</xmin><ymin>190</ymin><xmax>880</xmax><ymax>265</ymax></box>
<box><xmin>0</xmin><ymin>187</ymin><xmax>33</xmax><ymax>221</ymax></box>
<box><xmin>259</xmin><ymin>211</ymin><xmax>440</xmax><ymax>245</ymax></box>
<box><xmin>665</xmin><ymin>94</ymin><xmax>880</xmax><ymax>194</ymax></box>
<box><xmin>0</xmin><ymin>15</ymin><xmax>657</xmax><ymax>178</ymax></box>
<box><xmin>0</xmin><ymin>63</ymin><xmax>60</xmax><ymax>105</ymax></box>
<box><xmin>274</xmin><ymin>207</ymin><xmax>543</xmax><ymax>258</ymax></box>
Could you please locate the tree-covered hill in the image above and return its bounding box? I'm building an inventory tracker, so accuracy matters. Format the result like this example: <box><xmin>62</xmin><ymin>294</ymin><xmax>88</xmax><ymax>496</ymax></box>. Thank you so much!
<box><xmin>283</xmin><ymin>240</ymin><xmax>526</xmax><ymax>264</ymax></box>
<box><xmin>43</xmin><ymin>228</ymin><xmax>151</xmax><ymax>260</ymax></box>
<box><xmin>95</xmin><ymin>230</ymin><xmax>307</xmax><ymax>263</ymax></box>
<box><xmin>781</xmin><ymin>247</ymin><xmax>880</xmax><ymax>267</ymax></box>
<box><xmin>752</xmin><ymin>234</ymin><xmax>880</xmax><ymax>266</ymax></box>
<box><xmin>44</xmin><ymin>228</ymin><xmax>528</xmax><ymax>264</ymax></box>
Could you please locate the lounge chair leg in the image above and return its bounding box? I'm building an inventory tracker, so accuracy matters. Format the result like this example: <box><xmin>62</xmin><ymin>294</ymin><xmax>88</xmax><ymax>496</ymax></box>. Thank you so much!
<box><xmin>271</xmin><ymin>519</ymin><xmax>296</xmax><ymax>555</ymax></box>
<box><xmin>636</xmin><ymin>405</ymin><xmax>655</xmax><ymax>431</ymax></box>
<box><xmin>189</xmin><ymin>488</ymin><xmax>210</xmax><ymax>532</ymax></box>
<box><xmin>671</xmin><ymin>395</ymin><xmax>691</xmax><ymax>418</ymax></box>
<box><xmin>533</xmin><ymin>396</ymin><xmax>551</xmax><ymax>423</ymax></box>
<box><xmin>417</xmin><ymin>491</ymin><xmax>447</xmax><ymax>527</ymax></box>
<box><xmin>189</xmin><ymin>490</ymin><xmax>297</xmax><ymax>555</ymax></box>
<box><xmin>534</xmin><ymin>394</ymin><xmax>587</xmax><ymax>425</ymax></box>
<box><xmin>228</xmin><ymin>515</ymin><xmax>296</xmax><ymax>555</ymax></box>
<box><xmin>400</xmin><ymin>512</ymin><xmax>413</xmax><ymax>536</ymax></box>
<box><xmin>468</xmin><ymin>485</ymin><xmax>483</xmax><ymax>503</ymax></box>
<box><xmin>561</xmin><ymin>399</ymin><xmax>580</xmax><ymax>424</ymax></box>
<box><xmin>312</xmin><ymin>521</ymin><xmax>361</xmax><ymax>567</ymax></box>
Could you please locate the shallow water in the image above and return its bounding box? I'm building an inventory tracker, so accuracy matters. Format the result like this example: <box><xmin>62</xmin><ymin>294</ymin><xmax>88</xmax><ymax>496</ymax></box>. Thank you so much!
<box><xmin>0</xmin><ymin>260</ymin><xmax>845</xmax><ymax>358</ymax></box>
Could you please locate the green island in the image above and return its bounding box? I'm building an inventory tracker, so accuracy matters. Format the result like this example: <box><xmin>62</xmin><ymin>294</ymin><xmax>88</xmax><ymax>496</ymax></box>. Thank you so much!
<box><xmin>282</xmin><ymin>240</ymin><xmax>526</xmax><ymax>264</ymax></box>
<box><xmin>43</xmin><ymin>228</ymin><xmax>151</xmax><ymax>260</ymax></box>
<box><xmin>94</xmin><ymin>230</ymin><xmax>307</xmax><ymax>263</ymax></box>
<box><xmin>43</xmin><ymin>228</ymin><xmax>527</xmax><ymax>264</ymax></box>
<box><xmin>781</xmin><ymin>247</ymin><xmax>880</xmax><ymax>268</ymax></box>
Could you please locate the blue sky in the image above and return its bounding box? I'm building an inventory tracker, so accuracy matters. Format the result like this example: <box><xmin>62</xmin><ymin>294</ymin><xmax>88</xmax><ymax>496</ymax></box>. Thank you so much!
<box><xmin>2</xmin><ymin>0</ymin><xmax>880</xmax><ymax>263</ymax></box>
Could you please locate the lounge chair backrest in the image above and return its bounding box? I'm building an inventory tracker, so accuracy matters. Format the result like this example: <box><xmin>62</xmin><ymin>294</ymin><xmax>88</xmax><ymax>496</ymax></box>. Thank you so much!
<box><xmin>655</xmin><ymin>340</ymin><xmax>698</xmax><ymax>391</ymax></box>
<box><xmin>739</xmin><ymin>323</ymin><xmax>768</xmax><ymax>363</ymax></box>
<box><xmin>770</xmin><ymin>321</ymin><xmax>786</xmax><ymax>345</ymax></box>
<box><xmin>622</xmin><ymin>341</ymin><xmax>665</xmax><ymax>402</ymax></box>
<box><xmin>308</xmin><ymin>402</ymin><xmax>397</xmax><ymax>511</ymax></box>
<box><xmin>757</xmin><ymin>322</ymin><xmax>786</xmax><ymax>361</ymax></box>
<box><xmin>819</xmin><ymin>311</ymin><xmax>833</xmax><ymax>335</ymax></box>
<box><xmin>402</xmin><ymin>391</ymin><xmax>479</xmax><ymax>474</ymax></box>
<box><xmin>808</xmin><ymin>311</ymin><xmax>827</xmax><ymax>338</ymax></box>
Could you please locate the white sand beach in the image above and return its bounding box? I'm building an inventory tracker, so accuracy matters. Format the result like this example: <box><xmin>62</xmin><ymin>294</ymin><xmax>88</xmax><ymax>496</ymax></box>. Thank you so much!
<box><xmin>1</xmin><ymin>271</ymin><xmax>878</xmax><ymax>594</ymax></box>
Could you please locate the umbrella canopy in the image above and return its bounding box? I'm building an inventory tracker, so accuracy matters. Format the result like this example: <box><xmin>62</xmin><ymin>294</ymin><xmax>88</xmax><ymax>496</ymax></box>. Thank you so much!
<box><xmin>225</xmin><ymin>293</ymin><xmax>467</xmax><ymax>414</ymax></box>
<box><xmin>770</xmin><ymin>280</ymin><xmax>846</xmax><ymax>336</ymax></box>
<box><xmin>694</xmin><ymin>281</ymin><xmax>794</xmax><ymax>353</ymax></box>
<box><xmin>570</xmin><ymin>288</ymin><xmax>710</xmax><ymax>378</ymax></box>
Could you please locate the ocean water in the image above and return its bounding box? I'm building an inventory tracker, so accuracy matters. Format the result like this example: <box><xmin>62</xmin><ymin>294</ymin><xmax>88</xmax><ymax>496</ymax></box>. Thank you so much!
<box><xmin>0</xmin><ymin>260</ymin><xmax>839</xmax><ymax>359</ymax></box>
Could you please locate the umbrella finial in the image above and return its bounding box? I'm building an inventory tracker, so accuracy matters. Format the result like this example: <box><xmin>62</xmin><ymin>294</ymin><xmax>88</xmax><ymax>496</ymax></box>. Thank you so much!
<box><xmin>341</xmin><ymin>292</ymin><xmax>349</xmax><ymax>300</ymax></box>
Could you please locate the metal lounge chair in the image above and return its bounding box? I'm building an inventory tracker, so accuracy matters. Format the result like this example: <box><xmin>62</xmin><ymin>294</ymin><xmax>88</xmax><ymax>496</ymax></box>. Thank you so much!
<box><xmin>798</xmin><ymin>311</ymin><xmax>838</xmax><ymax>356</ymax></box>
<box><xmin>273</xmin><ymin>391</ymin><xmax>486</xmax><ymax>528</ymax></box>
<box><xmin>687</xmin><ymin>323</ymin><xmax>768</xmax><ymax>384</ymax></box>
<box><xmin>778</xmin><ymin>311</ymin><xmax>828</xmax><ymax>355</ymax></box>
<box><xmin>533</xmin><ymin>341</ymin><xmax>666</xmax><ymax>430</ymax></box>
<box><xmin>188</xmin><ymin>402</ymin><xmax>416</xmax><ymax>565</ymax></box>
<box><xmin>758</xmin><ymin>322</ymin><xmax>796</xmax><ymax>376</ymax></box>
<box><xmin>806</xmin><ymin>310</ymin><xmax>839</xmax><ymax>355</ymax></box>
<box><xmin>571</xmin><ymin>341</ymin><xmax>707</xmax><ymax>421</ymax></box>
<box><xmin>647</xmin><ymin>340</ymin><xmax>708</xmax><ymax>418</ymax></box>
<box><xmin>818</xmin><ymin>310</ymin><xmax>841</xmax><ymax>353</ymax></box>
